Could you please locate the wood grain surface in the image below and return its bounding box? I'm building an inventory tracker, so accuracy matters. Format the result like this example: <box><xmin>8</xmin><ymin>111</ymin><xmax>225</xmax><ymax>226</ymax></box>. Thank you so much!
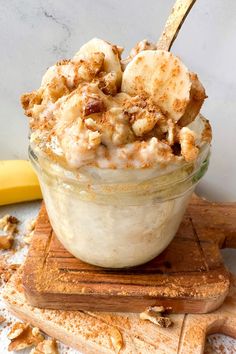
<box><xmin>3</xmin><ymin>269</ymin><xmax>236</xmax><ymax>354</ymax></box>
<box><xmin>21</xmin><ymin>196</ymin><xmax>236</xmax><ymax>313</ymax></box>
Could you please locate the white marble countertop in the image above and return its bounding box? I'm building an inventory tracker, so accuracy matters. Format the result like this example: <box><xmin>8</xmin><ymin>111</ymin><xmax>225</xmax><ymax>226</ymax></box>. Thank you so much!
<box><xmin>0</xmin><ymin>202</ymin><xmax>75</xmax><ymax>354</ymax></box>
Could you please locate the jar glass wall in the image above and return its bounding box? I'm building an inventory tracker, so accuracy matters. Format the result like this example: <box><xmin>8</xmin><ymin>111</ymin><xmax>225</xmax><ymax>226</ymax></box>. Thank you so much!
<box><xmin>29</xmin><ymin>143</ymin><xmax>210</xmax><ymax>268</ymax></box>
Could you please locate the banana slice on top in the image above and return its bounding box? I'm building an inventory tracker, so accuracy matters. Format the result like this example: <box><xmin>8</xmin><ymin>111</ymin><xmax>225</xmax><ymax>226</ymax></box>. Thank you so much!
<box><xmin>122</xmin><ymin>50</ymin><xmax>206</xmax><ymax>125</ymax></box>
<box><xmin>74</xmin><ymin>38</ymin><xmax>123</xmax><ymax>87</ymax></box>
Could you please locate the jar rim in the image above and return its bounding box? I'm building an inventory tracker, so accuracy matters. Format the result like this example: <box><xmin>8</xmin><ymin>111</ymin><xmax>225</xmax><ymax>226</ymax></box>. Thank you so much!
<box><xmin>29</xmin><ymin>141</ymin><xmax>210</xmax><ymax>190</ymax></box>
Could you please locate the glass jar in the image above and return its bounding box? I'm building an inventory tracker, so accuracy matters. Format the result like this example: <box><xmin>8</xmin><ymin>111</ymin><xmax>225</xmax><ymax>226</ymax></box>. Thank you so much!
<box><xmin>29</xmin><ymin>143</ymin><xmax>210</xmax><ymax>268</ymax></box>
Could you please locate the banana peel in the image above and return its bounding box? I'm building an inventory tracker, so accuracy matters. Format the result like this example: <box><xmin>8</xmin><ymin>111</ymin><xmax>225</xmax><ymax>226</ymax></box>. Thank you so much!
<box><xmin>0</xmin><ymin>160</ymin><xmax>42</xmax><ymax>206</ymax></box>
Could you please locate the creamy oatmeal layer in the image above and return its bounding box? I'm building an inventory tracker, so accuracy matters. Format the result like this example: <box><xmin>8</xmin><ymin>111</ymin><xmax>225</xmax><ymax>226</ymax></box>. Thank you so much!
<box><xmin>21</xmin><ymin>38</ymin><xmax>211</xmax><ymax>170</ymax></box>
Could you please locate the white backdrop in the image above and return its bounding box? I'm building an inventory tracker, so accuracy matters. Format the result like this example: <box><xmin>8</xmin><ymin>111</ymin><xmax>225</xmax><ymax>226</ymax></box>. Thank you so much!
<box><xmin>0</xmin><ymin>0</ymin><xmax>235</xmax><ymax>201</ymax></box>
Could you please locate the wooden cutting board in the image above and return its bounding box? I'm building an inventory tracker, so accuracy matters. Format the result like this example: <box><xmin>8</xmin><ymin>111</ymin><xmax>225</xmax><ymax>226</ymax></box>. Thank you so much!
<box><xmin>21</xmin><ymin>196</ymin><xmax>236</xmax><ymax>313</ymax></box>
<box><xmin>3</xmin><ymin>269</ymin><xmax>236</xmax><ymax>353</ymax></box>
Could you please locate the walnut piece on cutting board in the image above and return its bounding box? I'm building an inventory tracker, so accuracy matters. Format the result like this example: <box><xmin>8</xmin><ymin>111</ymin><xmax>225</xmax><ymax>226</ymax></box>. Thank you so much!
<box><xmin>140</xmin><ymin>305</ymin><xmax>173</xmax><ymax>328</ymax></box>
<box><xmin>30</xmin><ymin>339</ymin><xmax>59</xmax><ymax>354</ymax></box>
<box><xmin>0</xmin><ymin>214</ymin><xmax>19</xmax><ymax>250</ymax></box>
<box><xmin>7</xmin><ymin>322</ymin><xmax>28</xmax><ymax>340</ymax></box>
<box><xmin>0</xmin><ymin>235</ymin><xmax>14</xmax><ymax>250</ymax></box>
<box><xmin>0</xmin><ymin>214</ymin><xmax>19</xmax><ymax>235</ymax></box>
<box><xmin>7</xmin><ymin>322</ymin><xmax>44</xmax><ymax>351</ymax></box>
<box><xmin>24</xmin><ymin>218</ymin><xmax>36</xmax><ymax>244</ymax></box>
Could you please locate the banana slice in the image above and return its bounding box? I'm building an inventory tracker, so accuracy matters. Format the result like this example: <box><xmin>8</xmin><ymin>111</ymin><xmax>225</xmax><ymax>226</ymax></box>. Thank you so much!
<box><xmin>178</xmin><ymin>72</ymin><xmax>206</xmax><ymax>126</ymax></box>
<box><xmin>74</xmin><ymin>38</ymin><xmax>122</xmax><ymax>87</ymax></box>
<box><xmin>122</xmin><ymin>50</ymin><xmax>206</xmax><ymax>124</ymax></box>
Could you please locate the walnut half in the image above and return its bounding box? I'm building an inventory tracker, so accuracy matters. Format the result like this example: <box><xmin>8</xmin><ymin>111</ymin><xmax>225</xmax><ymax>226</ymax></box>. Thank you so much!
<box><xmin>83</xmin><ymin>96</ymin><xmax>105</xmax><ymax>116</ymax></box>
<box><xmin>140</xmin><ymin>306</ymin><xmax>173</xmax><ymax>328</ymax></box>
<box><xmin>0</xmin><ymin>214</ymin><xmax>19</xmax><ymax>236</ymax></box>
<box><xmin>0</xmin><ymin>235</ymin><xmax>14</xmax><ymax>250</ymax></box>
<box><xmin>8</xmin><ymin>322</ymin><xmax>44</xmax><ymax>352</ymax></box>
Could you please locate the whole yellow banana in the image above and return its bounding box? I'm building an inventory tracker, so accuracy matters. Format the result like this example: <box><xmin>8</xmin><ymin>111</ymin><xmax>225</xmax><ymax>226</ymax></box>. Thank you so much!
<box><xmin>0</xmin><ymin>160</ymin><xmax>42</xmax><ymax>206</ymax></box>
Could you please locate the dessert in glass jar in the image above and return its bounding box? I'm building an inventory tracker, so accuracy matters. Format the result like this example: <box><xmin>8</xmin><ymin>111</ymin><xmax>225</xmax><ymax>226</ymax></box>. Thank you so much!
<box><xmin>21</xmin><ymin>38</ymin><xmax>212</xmax><ymax>268</ymax></box>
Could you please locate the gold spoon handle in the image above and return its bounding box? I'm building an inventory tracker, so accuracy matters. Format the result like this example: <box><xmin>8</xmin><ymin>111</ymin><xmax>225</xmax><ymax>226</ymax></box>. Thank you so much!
<box><xmin>157</xmin><ymin>0</ymin><xmax>196</xmax><ymax>50</ymax></box>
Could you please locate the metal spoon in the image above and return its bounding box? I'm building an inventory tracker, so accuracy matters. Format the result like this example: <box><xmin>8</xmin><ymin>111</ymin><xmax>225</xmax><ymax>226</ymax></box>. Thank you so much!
<box><xmin>157</xmin><ymin>0</ymin><xmax>196</xmax><ymax>50</ymax></box>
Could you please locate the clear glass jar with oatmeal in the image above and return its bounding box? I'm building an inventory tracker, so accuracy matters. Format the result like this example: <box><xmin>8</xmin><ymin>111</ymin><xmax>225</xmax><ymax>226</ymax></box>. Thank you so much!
<box><xmin>29</xmin><ymin>142</ymin><xmax>209</xmax><ymax>268</ymax></box>
<box><xmin>21</xmin><ymin>38</ymin><xmax>213</xmax><ymax>268</ymax></box>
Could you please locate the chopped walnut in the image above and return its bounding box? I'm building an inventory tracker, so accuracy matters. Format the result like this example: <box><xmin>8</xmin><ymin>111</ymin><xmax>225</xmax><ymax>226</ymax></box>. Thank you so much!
<box><xmin>0</xmin><ymin>263</ymin><xmax>20</xmax><ymax>283</ymax></box>
<box><xmin>0</xmin><ymin>214</ymin><xmax>19</xmax><ymax>250</ymax></box>
<box><xmin>31</xmin><ymin>327</ymin><xmax>42</xmax><ymax>337</ymax></box>
<box><xmin>98</xmin><ymin>72</ymin><xmax>118</xmax><ymax>95</ymax></box>
<box><xmin>201</xmin><ymin>117</ymin><xmax>212</xmax><ymax>143</ymax></box>
<box><xmin>153</xmin><ymin>118</ymin><xmax>180</xmax><ymax>146</ymax></box>
<box><xmin>22</xmin><ymin>52</ymin><xmax>105</xmax><ymax>127</ymax></box>
<box><xmin>2</xmin><ymin>269</ymin><xmax>14</xmax><ymax>283</ymax></box>
<box><xmin>131</xmin><ymin>113</ymin><xmax>160</xmax><ymax>137</ymax></box>
<box><xmin>88</xmin><ymin>130</ymin><xmax>102</xmax><ymax>148</ymax></box>
<box><xmin>21</xmin><ymin>90</ymin><xmax>43</xmax><ymax>117</ymax></box>
<box><xmin>75</xmin><ymin>52</ymin><xmax>105</xmax><ymax>82</ymax></box>
<box><xmin>84</xmin><ymin>117</ymin><xmax>99</xmax><ymax>131</ymax></box>
<box><xmin>5</xmin><ymin>216</ymin><xmax>19</xmax><ymax>225</ymax></box>
<box><xmin>0</xmin><ymin>235</ymin><xmax>14</xmax><ymax>250</ymax></box>
<box><xmin>55</xmin><ymin>83</ymin><xmax>105</xmax><ymax>128</ymax></box>
<box><xmin>124</xmin><ymin>96</ymin><xmax>164</xmax><ymax>137</ymax></box>
<box><xmin>8</xmin><ymin>323</ymin><xmax>44</xmax><ymax>351</ymax></box>
<box><xmin>43</xmin><ymin>75</ymin><xmax>70</xmax><ymax>103</ymax></box>
<box><xmin>0</xmin><ymin>214</ymin><xmax>19</xmax><ymax>235</ymax></box>
<box><xmin>179</xmin><ymin>127</ymin><xmax>199</xmax><ymax>162</ymax></box>
<box><xmin>0</xmin><ymin>260</ymin><xmax>19</xmax><ymax>283</ymax></box>
<box><xmin>24</xmin><ymin>219</ymin><xmax>36</xmax><ymax>244</ymax></box>
<box><xmin>24</xmin><ymin>231</ymin><xmax>34</xmax><ymax>244</ymax></box>
<box><xmin>140</xmin><ymin>306</ymin><xmax>173</xmax><ymax>328</ymax></box>
<box><xmin>26</xmin><ymin>219</ymin><xmax>36</xmax><ymax>232</ymax></box>
<box><xmin>8</xmin><ymin>322</ymin><xmax>29</xmax><ymax>340</ymax></box>
<box><xmin>4</xmin><ymin>223</ymin><xmax>17</xmax><ymax>235</ymax></box>
<box><xmin>112</xmin><ymin>122</ymin><xmax>134</xmax><ymax>146</ymax></box>
<box><xmin>85</xmin><ymin>106</ymin><xmax>134</xmax><ymax>148</ymax></box>
<box><xmin>109</xmin><ymin>327</ymin><xmax>123</xmax><ymax>353</ymax></box>
<box><xmin>42</xmin><ymin>52</ymin><xmax>104</xmax><ymax>90</ymax></box>
<box><xmin>30</xmin><ymin>339</ymin><xmax>59</xmax><ymax>354</ymax></box>
<box><xmin>84</xmin><ymin>96</ymin><xmax>105</xmax><ymax>116</ymax></box>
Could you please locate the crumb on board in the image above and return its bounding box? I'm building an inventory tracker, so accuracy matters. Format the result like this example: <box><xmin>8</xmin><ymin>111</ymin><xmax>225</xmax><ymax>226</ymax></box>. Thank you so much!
<box><xmin>24</xmin><ymin>218</ymin><xmax>36</xmax><ymax>244</ymax></box>
<box><xmin>109</xmin><ymin>327</ymin><xmax>123</xmax><ymax>353</ymax></box>
<box><xmin>0</xmin><ymin>261</ymin><xmax>20</xmax><ymax>283</ymax></box>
